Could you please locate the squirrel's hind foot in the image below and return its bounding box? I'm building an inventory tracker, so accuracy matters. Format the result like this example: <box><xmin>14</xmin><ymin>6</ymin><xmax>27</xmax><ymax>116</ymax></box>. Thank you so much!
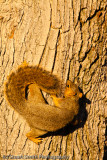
<box><xmin>26</xmin><ymin>129</ymin><xmax>47</xmax><ymax>144</ymax></box>
<box><xmin>26</xmin><ymin>132</ymin><xmax>43</xmax><ymax>144</ymax></box>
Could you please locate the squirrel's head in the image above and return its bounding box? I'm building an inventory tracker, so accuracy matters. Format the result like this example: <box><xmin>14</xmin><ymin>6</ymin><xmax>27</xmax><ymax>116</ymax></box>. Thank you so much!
<box><xmin>64</xmin><ymin>80</ymin><xmax>82</xmax><ymax>99</ymax></box>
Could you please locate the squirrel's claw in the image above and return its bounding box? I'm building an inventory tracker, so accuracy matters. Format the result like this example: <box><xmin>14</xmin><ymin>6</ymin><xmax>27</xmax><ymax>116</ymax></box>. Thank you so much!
<box><xmin>26</xmin><ymin>132</ymin><xmax>43</xmax><ymax>144</ymax></box>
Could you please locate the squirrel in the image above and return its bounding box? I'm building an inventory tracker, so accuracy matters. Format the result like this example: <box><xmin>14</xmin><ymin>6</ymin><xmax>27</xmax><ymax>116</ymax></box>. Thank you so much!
<box><xmin>4</xmin><ymin>63</ymin><xmax>82</xmax><ymax>144</ymax></box>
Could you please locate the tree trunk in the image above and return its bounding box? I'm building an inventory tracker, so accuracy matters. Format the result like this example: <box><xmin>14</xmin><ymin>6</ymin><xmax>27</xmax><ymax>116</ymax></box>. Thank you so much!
<box><xmin>0</xmin><ymin>0</ymin><xmax>106</xmax><ymax>159</ymax></box>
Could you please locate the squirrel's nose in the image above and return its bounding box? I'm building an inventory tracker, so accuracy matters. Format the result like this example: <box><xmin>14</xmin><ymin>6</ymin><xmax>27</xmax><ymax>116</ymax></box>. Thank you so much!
<box><xmin>79</xmin><ymin>93</ymin><xmax>83</xmax><ymax>98</ymax></box>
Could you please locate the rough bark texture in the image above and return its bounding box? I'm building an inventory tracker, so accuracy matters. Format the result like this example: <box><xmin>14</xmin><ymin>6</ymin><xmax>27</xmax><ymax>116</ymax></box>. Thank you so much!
<box><xmin>0</xmin><ymin>0</ymin><xmax>106</xmax><ymax>160</ymax></box>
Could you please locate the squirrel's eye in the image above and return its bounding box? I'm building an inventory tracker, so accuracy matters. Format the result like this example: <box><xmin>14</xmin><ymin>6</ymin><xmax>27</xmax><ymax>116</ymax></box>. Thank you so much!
<box><xmin>75</xmin><ymin>93</ymin><xmax>77</xmax><ymax>95</ymax></box>
<box><xmin>67</xmin><ymin>84</ymin><xmax>70</xmax><ymax>88</ymax></box>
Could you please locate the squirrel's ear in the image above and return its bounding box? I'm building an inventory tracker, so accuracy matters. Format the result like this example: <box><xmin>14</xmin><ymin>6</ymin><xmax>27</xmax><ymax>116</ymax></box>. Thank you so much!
<box><xmin>66</xmin><ymin>80</ymin><xmax>71</xmax><ymax>87</ymax></box>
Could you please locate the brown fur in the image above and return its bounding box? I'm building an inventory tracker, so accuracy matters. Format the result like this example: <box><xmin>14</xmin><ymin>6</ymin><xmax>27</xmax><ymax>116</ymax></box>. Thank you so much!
<box><xmin>4</xmin><ymin>64</ymin><xmax>82</xmax><ymax>144</ymax></box>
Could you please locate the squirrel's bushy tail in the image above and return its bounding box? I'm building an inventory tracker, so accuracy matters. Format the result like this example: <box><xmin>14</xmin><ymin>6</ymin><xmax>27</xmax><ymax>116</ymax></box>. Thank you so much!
<box><xmin>4</xmin><ymin>65</ymin><xmax>60</xmax><ymax>112</ymax></box>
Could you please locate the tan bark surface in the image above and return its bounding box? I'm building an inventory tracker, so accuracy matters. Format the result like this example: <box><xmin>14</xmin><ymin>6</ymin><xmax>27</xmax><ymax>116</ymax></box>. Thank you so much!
<box><xmin>0</xmin><ymin>0</ymin><xmax>106</xmax><ymax>159</ymax></box>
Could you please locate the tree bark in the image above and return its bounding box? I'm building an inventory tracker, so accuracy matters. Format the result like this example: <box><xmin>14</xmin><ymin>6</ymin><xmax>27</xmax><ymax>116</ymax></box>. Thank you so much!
<box><xmin>0</xmin><ymin>0</ymin><xmax>106</xmax><ymax>159</ymax></box>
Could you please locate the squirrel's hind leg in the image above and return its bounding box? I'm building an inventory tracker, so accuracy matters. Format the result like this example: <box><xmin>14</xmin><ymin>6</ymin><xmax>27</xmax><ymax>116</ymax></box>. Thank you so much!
<box><xmin>26</xmin><ymin>128</ymin><xmax>47</xmax><ymax>144</ymax></box>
